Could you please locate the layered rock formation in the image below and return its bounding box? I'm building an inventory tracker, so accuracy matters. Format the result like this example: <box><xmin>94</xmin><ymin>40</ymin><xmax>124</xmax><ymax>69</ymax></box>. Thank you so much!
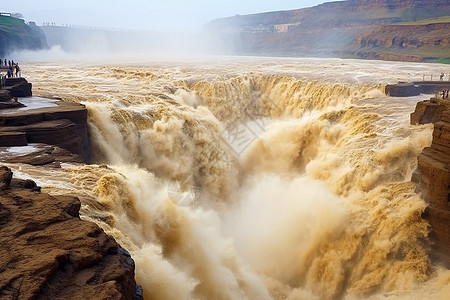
<box><xmin>411</xmin><ymin>98</ymin><xmax>450</xmax><ymax>267</ymax></box>
<box><xmin>346</xmin><ymin>23</ymin><xmax>450</xmax><ymax>62</ymax></box>
<box><xmin>0</xmin><ymin>99</ymin><xmax>91</xmax><ymax>163</ymax></box>
<box><xmin>205</xmin><ymin>0</ymin><xmax>450</xmax><ymax>60</ymax></box>
<box><xmin>4</xmin><ymin>78</ymin><xmax>33</xmax><ymax>97</ymax></box>
<box><xmin>0</xmin><ymin>166</ymin><xmax>141</xmax><ymax>299</ymax></box>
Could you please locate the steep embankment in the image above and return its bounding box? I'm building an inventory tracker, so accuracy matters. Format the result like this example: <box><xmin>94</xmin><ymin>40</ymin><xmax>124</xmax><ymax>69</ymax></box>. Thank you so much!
<box><xmin>205</xmin><ymin>0</ymin><xmax>450</xmax><ymax>61</ymax></box>
<box><xmin>0</xmin><ymin>15</ymin><xmax>48</xmax><ymax>56</ymax></box>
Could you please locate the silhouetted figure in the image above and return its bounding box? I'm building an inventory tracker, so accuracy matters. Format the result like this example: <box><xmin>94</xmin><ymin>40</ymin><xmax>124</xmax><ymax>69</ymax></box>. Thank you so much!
<box><xmin>15</xmin><ymin>64</ymin><xmax>20</xmax><ymax>78</ymax></box>
<box><xmin>440</xmin><ymin>73</ymin><xmax>445</xmax><ymax>81</ymax></box>
<box><xmin>7</xmin><ymin>68</ymin><xmax>12</xmax><ymax>78</ymax></box>
<box><xmin>0</xmin><ymin>59</ymin><xmax>2</xmax><ymax>66</ymax></box>
<box><xmin>3</xmin><ymin>59</ymin><xmax>6</xmax><ymax>66</ymax></box>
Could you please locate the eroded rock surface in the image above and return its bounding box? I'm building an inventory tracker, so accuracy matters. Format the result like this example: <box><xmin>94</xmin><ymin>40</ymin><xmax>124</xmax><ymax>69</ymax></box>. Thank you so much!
<box><xmin>412</xmin><ymin>98</ymin><xmax>450</xmax><ymax>267</ymax></box>
<box><xmin>0</xmin><ymin>99</ymin><xmax>91</xmax><ymax>163</ymax></box>
<box><xmin>0</xmin><ymin>166</ymin><xmax>140</xmax><ymax>300</ymax></box>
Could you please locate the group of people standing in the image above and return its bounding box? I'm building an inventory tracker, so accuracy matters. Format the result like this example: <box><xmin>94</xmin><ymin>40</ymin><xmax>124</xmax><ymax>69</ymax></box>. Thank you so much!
<box><xmin>0</xmin><ymin>59</ymin><xmax>21</xmax><ymax>78</ymax></box>
<box><xmin>441</xmin><ymin>90</ymin><xmax>449</xmax><ymax>100</ymax></box>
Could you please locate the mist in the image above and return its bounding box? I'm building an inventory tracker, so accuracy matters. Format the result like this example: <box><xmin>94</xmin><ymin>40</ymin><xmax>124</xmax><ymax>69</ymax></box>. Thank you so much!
<box><xmin>8</xmin><ymin>29</ymin><xmax>222</xmax><ymax>64</ymax></box>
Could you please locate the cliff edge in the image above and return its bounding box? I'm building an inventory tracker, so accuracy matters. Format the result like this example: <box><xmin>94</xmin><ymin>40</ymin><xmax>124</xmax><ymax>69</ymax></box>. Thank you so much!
<box><xmin>0</xmin><ymin>166</ymin><xmax>141</xmax><ymax>299</ymax></box>
<box><xmin>411</xmin><ymin>97</ymin><xmax>450</xmax><ymax>267</ymax></box>
<box><xmin>0</xmin><ymin>96</ymin><xmax>91</xmax><ymax>163</ymax></box>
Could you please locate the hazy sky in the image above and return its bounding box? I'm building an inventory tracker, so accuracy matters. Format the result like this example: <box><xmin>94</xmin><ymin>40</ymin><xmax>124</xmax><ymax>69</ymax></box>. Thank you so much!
<box><xmin>2</xmin><ymin>0</ymin><xmax>340</xmax><ymax>32</ymax></box>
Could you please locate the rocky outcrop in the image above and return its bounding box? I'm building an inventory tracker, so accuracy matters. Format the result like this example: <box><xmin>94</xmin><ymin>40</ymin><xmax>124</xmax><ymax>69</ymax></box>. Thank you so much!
<box><xmin>411</xmin><ymin>98</ymin><xmax>450</xmax><ymax>267</ymax></box>
<box><xmin>0</xmin><ymin>144</ymin><xmax>83</xmax><ymax>167</ymax></box>
<box><xmin>0</xmin><ymin>90</ymin><xmax>24</xmax><ymax>110</ymax></box>
<box><xmin>0</xmin><ymin>166</ymin><xmax>142</xmax><ymax>299</ymax></box>
<box><xmin>4</xmin><ymin>78</ymin><xmax>33</xmax><ymax>97</ymax></box>
<box><xmin>410</xmin><ymin>98</ymin><xmax>448</xmax><ymax>125</ymax></box>
<box><xmin>0</xmin><ymin>99</ymin><xmax>91</xmax><ymax>163</ymax></box>
<box><xmin>0</xmin><ymin>90</ymin><xmax>12</xmax><ymax>102</ymax></box>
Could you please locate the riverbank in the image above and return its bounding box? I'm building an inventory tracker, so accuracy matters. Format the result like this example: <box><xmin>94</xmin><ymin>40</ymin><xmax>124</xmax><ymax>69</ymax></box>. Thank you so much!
<box><xmin>0</xmin><ymin>92</ymin><xmax>142</xmax><ymax>299</ymax></box>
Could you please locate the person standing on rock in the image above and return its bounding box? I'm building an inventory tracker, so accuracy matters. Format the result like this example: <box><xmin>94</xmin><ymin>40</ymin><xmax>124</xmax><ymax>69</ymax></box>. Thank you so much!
<box><xmin>15</xmin><ymin>64</ymin><xmax>21</xmax><ymax>78</ymax></box>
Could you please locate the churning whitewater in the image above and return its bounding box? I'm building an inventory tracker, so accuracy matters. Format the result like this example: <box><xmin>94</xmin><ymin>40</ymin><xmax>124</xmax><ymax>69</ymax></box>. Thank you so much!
<box><xmin>10</xmin><ymin>57</ymin><xmax>450</xmax><ymax>299</ymax></box>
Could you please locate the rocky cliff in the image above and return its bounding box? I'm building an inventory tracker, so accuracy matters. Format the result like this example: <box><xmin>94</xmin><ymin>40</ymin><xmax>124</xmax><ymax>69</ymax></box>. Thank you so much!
<box><xmin>345</xmin><ymin>22</ymin><xmax>450</xmax><ymax>63</ymax></box>
<box><xmin>0</xmin><ymin>16</ymin><xmax>48</xmax><ymax>56</ymax></box>
<box><xmin>0</xmin><ymin>166</ymin><xmax>141</xmax><ymax>299</ymax></box>
<box><xmin>0</xmin><ymin>97</ymin><xmax>91</xmax><ymax>163</ymax></box>
<box><xmin>411</xmin><ymin>98</ymin><xmax>450</xmax><ymax>267</ymax></box>
<box><xmin>205</xmin><ymin>0</ymin><xmax>450</xmax><ymax>60</ymax></box>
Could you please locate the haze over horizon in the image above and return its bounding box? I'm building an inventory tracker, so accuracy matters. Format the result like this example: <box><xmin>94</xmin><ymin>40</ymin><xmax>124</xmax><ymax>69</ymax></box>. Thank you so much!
<box><xmin>2</xmin><ymin>0</ymin><xmax>340</xmax><ymax>32</ymax></box>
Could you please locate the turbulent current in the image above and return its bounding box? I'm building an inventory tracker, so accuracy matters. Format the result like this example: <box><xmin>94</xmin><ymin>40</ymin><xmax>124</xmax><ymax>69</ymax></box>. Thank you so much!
<box><xmin>9</xmin><ymin>57</ymin><xmax>450</xmax><ymax>299</ymax></box>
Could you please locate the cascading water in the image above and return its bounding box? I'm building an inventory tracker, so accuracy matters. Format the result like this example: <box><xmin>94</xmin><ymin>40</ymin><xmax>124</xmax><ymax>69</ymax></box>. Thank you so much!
<box><xmin>9</xmin><ymin>57</ymin><xmax>450</xmax><ymax>299</ymax></box>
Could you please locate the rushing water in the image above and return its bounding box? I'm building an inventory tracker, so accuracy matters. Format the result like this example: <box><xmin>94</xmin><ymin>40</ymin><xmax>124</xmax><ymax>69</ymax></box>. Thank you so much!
<box><xmin>7</xmin><ymin>57</ymin><xmax>450</xmax><ymax>299</ymax></box>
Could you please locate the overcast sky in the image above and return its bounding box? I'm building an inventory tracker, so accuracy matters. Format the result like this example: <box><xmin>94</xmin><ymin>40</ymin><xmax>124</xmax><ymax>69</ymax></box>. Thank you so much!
<box><xmin>2</xmin><ymin>0</ymin><xmax>340</xmax><ymax>32</ymax></box>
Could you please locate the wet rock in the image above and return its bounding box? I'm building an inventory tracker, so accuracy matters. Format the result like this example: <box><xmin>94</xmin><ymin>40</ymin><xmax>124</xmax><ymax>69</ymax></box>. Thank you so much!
<box><xmin>0</xmin><ymin>100</ymin><xmax>91</xmax><ymax>163</ymax></box>
<box><xmin>0</xmin><ymin>90</ymin><xmax>12</xmax><ymax>102</ymax></box>
<box><xmin>0</xmin><ymin>131</ymin><xmax>27</xmax><ymax>146</ymax></box>
<box><xmin>0</xmin><ymin>165</ymin><xmax>13</xmax><ymax>189</ymax></box>
<box><xmin>4</xmin><ymin>77</ymin><xmax>32</xmax><ymax>97</ymax></box>
<box><xmin>0</xmin><ymin>144</ymin><xmax>83</xmax><ymax>168</ymax></box>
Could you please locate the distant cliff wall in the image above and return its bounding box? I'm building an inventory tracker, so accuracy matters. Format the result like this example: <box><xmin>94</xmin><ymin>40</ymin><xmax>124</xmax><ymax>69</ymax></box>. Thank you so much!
<box><xmin>344</xmin><ymin>23</ymin><xmax>450</xmax><ymax>62</ymax></box>
<box><xmin>205</xmin><ymin>0</ymin><xmax>450</xmax><ymax>60</ymax></box>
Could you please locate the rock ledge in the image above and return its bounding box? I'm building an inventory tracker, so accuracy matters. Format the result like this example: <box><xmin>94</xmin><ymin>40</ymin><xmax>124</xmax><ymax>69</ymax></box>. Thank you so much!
<box><xmin>0</xmin><ymin>166</ymin><xmax>141</xmax><ymax>300</ymax></box>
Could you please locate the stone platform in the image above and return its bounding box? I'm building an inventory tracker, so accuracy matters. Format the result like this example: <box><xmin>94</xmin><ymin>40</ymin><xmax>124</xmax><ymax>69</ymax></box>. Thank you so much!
<box><xmin>0</xmin><ymin>97</ymin><xmax>91</xmax><ymax>163</ymax></box>
<box><xmin>386</xmin><ymin>81</ymin><xmax>450</xmax><ymax>97</ymax></box>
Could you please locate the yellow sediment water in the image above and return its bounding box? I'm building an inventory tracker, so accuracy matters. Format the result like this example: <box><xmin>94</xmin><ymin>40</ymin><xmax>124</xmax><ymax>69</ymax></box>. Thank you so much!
<box><xmin>6</xmin><ymin>57</ymin><xmax>450</xmax><ymax>299</ymax></box>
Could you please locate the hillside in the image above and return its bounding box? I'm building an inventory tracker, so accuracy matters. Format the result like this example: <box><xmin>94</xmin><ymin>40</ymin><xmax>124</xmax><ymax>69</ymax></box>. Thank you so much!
<box><xmin>205</xmin><ymin>0</ymin><xmax>450</xmax><ymax>62</ymax></box>
<box><xmin>0</xmin><ymin>15</ymin><xmax>48</xmax><ymax>57</ymax></box>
